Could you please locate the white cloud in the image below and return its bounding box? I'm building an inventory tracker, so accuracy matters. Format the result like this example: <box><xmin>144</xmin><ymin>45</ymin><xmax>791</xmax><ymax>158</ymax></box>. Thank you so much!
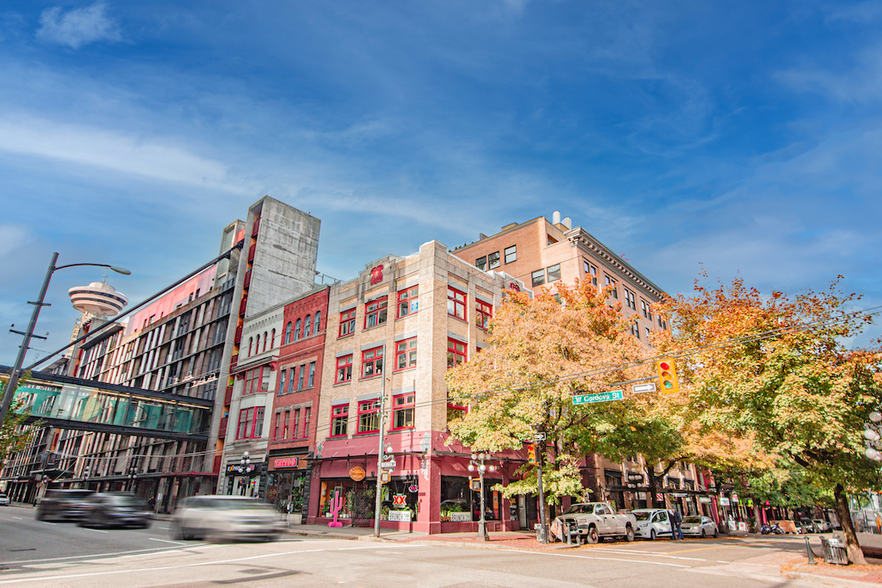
<box><xmin>776</xmin><ymin>42</ymin><xmax>882</xmax><ymax>103</ymax></box>
<box><xmin>36</xmin><ymin>2</ymin><xmax>121</xmax><ymax>49</ymax></box>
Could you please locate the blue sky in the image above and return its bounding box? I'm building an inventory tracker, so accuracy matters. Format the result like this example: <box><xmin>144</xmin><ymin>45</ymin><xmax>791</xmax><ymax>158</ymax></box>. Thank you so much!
<box><xmin>1</xmin><ymin>0</ymin><xmax>881</xmax><ymax>366</ymax></box>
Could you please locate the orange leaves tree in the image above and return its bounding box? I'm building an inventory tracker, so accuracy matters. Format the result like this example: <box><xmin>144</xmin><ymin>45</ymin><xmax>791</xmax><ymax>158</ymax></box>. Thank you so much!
<box><xmin>445</xmin><ymin>279</ymin><xmax>647</xmax><ymax>509</ymax></box>
<box><xmin>656</xmin><ymin>277</ymin><xmax>882</xmax><ymax>563</ymax></box>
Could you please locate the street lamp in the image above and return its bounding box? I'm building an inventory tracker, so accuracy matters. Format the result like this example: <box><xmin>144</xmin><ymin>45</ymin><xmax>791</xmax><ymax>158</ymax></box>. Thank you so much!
<box><xmin>468</xmin><ymin>452</ymin><xmax>497</xmax><ymax>542</ymax></box>
<box><xmin>864</xmin><ymin>412</ymin><xmax>882</xmax><ymax>461</ymax></box>
<box><xmin>0</xmin><ymin>252</ymin><xmax>131</xmax><ymax>426</ymax></box>
<box><xmin>127</xmin><ymin>457</ymin><xmax>140</xmax><ymax>492</ymax></box>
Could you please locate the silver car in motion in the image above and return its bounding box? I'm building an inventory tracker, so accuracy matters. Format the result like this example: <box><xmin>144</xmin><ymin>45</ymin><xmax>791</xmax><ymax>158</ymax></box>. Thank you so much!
<box><xmin>170</xmin><ymin>495</ymin><xmax>284</xmax><ymax>541</ymax></box>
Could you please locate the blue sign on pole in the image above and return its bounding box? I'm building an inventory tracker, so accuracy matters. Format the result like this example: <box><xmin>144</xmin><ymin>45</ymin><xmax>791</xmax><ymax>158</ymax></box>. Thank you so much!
<box><xmin>572</xmin><ymin>390</ymin><xmax>624</xmax><ymax>405</ymax></box>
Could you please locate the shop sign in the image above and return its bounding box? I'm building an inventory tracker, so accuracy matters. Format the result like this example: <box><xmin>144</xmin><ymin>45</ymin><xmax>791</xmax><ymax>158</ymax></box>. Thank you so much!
<box><xmin>392</xmin><ymin>494</ymin><xmax>407</xmax><ymax>506</ymax></box>
<box><xmin>699</xmin><ymin>497</ymin><xmax>711</xmax><ymax>504</ymax></box>
<box><xmin>731</xmin><ymin>493</ymin><xmax>739</xmax><ymax>503</ymax></box>
<box><xmin>671</xmin><ymin>492</ymin><xmax>688</xmax><ymax>498</ymax></box>
<box><xmin>450</xmin><ymin>512</ymin><xmax>472</xmax><ymax>522</ymax></box>
<box><xmin>407</xmin><ymin>485</ymin><xmax>419</xmax><ymax>493</ymax></box>
<box><xmin>273</xmin><ymin>457</ymin><xmax>299</xmax><ymax>469</ymax></box>
<box><xmin>388</xmin><ymin>510</ymin><xmax>412</xmax><ymax>522</ymax></box>
<box><xmin>349</xmin><ymin>466</ymin><xmax>366</xmax><ymax>482</ymax></box>
<box><xmin>226</xmin><ymin>463</ymin><xmax>259</xmax><ymax>476</ymax></box>
<box><xmin>720</xmin><ymin>497</ymin><xmax>730</xmax><ymax>506</ymax></box>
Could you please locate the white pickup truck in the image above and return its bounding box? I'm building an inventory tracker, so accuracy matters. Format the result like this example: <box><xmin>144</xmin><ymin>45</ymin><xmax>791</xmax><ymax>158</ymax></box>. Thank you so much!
<box><xmin>554</xmin><ymin>502</ymin><xmax>638</xmax><ymax>544</ymax></box>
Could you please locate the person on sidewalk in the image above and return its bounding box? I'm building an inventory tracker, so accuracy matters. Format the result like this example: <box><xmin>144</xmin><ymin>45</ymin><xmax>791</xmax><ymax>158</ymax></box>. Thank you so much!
<box><xmin>669</xmin><ymin>508</ymin><xmax>684</xmax><ymax>540</ymax></box>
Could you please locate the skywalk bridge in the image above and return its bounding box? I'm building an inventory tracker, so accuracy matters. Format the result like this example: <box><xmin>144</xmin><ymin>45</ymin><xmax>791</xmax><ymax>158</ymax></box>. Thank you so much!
<box><xmin>0</xmin><ymin>367</ymin><xmax>212</xmax><ymax>442</ymax></box>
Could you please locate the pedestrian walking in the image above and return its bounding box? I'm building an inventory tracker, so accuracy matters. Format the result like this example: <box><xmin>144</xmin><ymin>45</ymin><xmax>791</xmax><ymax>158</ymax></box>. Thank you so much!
<box><xmin>670</xmin><ymin>508</ymin><xmax>684</xmax><ymax>540</ymax></box>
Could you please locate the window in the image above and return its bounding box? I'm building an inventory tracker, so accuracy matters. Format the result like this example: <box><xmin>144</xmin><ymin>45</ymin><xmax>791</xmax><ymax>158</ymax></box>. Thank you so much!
<box><xmin>292</xmin><ymin>408</ymin><xmax>300</xmax><ymax>439</ymax></box>
<box><xmin>331</xmin><ymin>404</ymin><xmax>349</xmax><ymax>437</ymax></box>
<box><xmin>273</xmin><ymin>412</ymin><xmax>280</xmax><ymax>440</ymax></box>
<box><xmin>475</xmin><ymin>256</ymin><xmax>487</xmax><ymax>271</ymax></box>
<box><xmin>645</xmin><ymin>326</ymin><xmax>651</xmax><ymax>340</ymax></box>
<box><xmin>476</xmin><ymin>299</ymin><xmax>492</xmax><ymax>330</ymax></box>
<box><xmin>236</xmin><ymin>407</ymin><xmax>264</xmax><ymax>439</ymax></box>
<box><xmin>294</xmin><ymin>319</ymin><xmax>302</xmax><ymax>340</ymax></box>
<box><xmin>397</xmin><ymin>286</ymin><xmax>419</xmax><ymax>318</ymax></box>
<box><xmin>584</xmin><ymin>260</ymin><xmax>598</xmax><ymax>286</ymax></box>
<box><xmin>304</xmin><ymin>315</ymin><xmax>312</xmax><ymax>338</ymax></box>
<box><xmin>504</xmin><ymin>245</ymin><xmax>517</xmax><ymax>264</ymax></box>
<box><xmin>447</xmin><ymin>338</ymin><xmax>467</xmax><ymax>369</ymax></box>
<box><xmin>396</xmin><ymin>338</ymin><xmax>418</xmax><ymax>370</ymax></box>
<box><xmin>641</xmin><ymin>300</ymin><xmax>652</xmax><ymax>320</ymax></box>
<box><xmin>364</xmin><ymin>297</ymin><xmax>388</xmax><ymax>329</ymax></box>
<box><xmin>362</xmin><ymin>346</ymin><xmax>384</xmax><ymax>378</ymax></box>
<box><xmin>302</xmin><ymin>407</ymin><xmax>311</xmax><ymax>439</ymax></box>
<box><xmin>547</xmin><ymin>264</ymin><xmax>561</xmax><ymax>283</ymax></box>
<box><xmin>624</xmin><ymin>288</ymin><xmax>636</xmax><ymax>310</ymax></box>
<box><xmin>605</xmin><ymin>275</ymin><xmax>618</xmax><ymax>298</ymax></box>
<box><xmin>283</xmin><ymin>410</ymin><xmax>290</xmax><ymax>439</ymax></box>
<box><xmin>448</xmin><ymin>286</ymin><xmax>467</xmax><ymax>320</ymax></box>
<box><xmin>298</xmin><ymin>365</ymin><xmax>305</xmax><ymax>389</ymax></box>
<box><xmin>339</xmin><ymin>309</ymin><xmax>356</xmax><ymax>337</ymax></box>
<box><xmin>393</xmin><ymin>393</ymin><xmax>415</xmax><ymax>430</ymax></box>
<box><xmin>658</xmin><ymin>316</ymin><xmax>667</xmax><ymax>330</ymax></box>
<box><xmin>244</xmin><ymin>367</ymin><xmax>270</xmax><ymax>395</ymax></box>
<box><xmin>308</xmin><ymin>361</ymin><xmax>315</xmax><ymax>388</ymax></box>
<box><xmin>248</xmin><ymin>337</ymin><xmax>253</xmax><ymax>356</ymax></box>
<box><xmin>314</xmin><ymin>311</ymin><xmax>321</xmax><ymax>334</ymax></box>
<box><xmin>357</xmin><ymin>399</ymin><xmax>380</xmax><ymax>434</ymax></box>
<box><xmin>269</xmin><ymin>329</ymin><xmax>274</xmax><ymax>349</ymax></box>
<box><xmin>336</xmin><ymin>355</ymin><xmax>353</xmax><ymax>383</ymax></box>
<box><xmin>263</xmin><ymin>331</ymin><xmax>268</xmax><ymax>351</ymax></box>
<box><xmin>631</xmin><ymin>322</ymin><xmax>640</xmax><ymax>339</ymax></box>
<box><xmin>531</xmin><ymin>269</ymin><xmax>545</xmax><ymax>287</ymax></box>
<box><xmin>284</xmin><ymin>322</ymin><xmax>292</xmax><ymax>344</ymax></box>
<box><xmin>278</xmin><ymin>369</ymin><xmax>286</xmax><ymax>395</ymax></box>
<box><xmin>288</xmin><ymin>367</ymin><xmax>295</xmax><ymax>393</ymax></box>
<box><xmin>488</xmin><ymin>251</ymin><xmax>500</xmax><ymax>269</ymax></box>
<box><xmin>447</xmin><ymin>404</ymin><xmax>467</xmax><ymax>427</ymax></box>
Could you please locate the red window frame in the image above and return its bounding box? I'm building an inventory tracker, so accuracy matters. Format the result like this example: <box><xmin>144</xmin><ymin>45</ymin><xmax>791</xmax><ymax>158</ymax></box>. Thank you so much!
<box><xmin>236</xmin><ymin>407</ymin><xmax>264</xmax><ymax>439</ymax></box>
<box><xmin>302</xmin><ymin>407</ymin><xmax>311</xmax><ymax>439</ymax></box>
<box><xmin>392</xmin><ymin>393</ymin><xmax>415</xmax><ymax>430</ymax></box>
<box><xmin>244</xmin><ymin>367</ymin><xmax>270</xmax><ymax>395</ymax></box>
<box><xmin>476</xmin><ymin>299</ymin><xmax>492</xmax><ymax>330</ymax></box>
<box><xmin>330</xmin><ymin>404</ymin><xmax>349</xmax><ymax>438</ymax></box>
<box><xmin>336</xmin><ymin>355</ymin><xmax>353</xmax><ymax>383</ymax></box>
<box><xmin>364</xmin><ymin>297</ymin><xmax>388</xmax><ymax>329</ymax></box>
<box><xmin>339</xmin><ymin>309</ymin><xmax>356</xmax><ymax>337</ymax></box>
<box><xmin>448</xmin><ymin>287</ymin><xmax>467</xmax><ymax>320</ymax></box>
<box><xmin>395</xmin><ymin>338</ymin><xmax>417</xmax><ymax>371</ymax></box>
<box><xmin>361</xmin><ymin>346</ymin><xmax>384</xmax><ymax>378</ymax></box>
<box><xmin>447</xmin><ymin>338</ymin><xmax>467</xmax><ymax>369</ymax></box>
<box><xmin>397</xmin><ymin>286</ymin><xmax>419</xmax><ymax>318</ymax></box>
<box><xmin>357</xmin><ymin>399</ymin><xmax>380</xmax><ymax>434</ymax></box>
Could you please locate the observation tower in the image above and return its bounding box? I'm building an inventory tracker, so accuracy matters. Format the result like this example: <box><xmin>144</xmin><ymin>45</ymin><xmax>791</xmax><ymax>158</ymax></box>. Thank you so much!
<box><xmin>68</xmin><ymin>281</ymin><xmax>129</xmax><ymax>318</ymax></box>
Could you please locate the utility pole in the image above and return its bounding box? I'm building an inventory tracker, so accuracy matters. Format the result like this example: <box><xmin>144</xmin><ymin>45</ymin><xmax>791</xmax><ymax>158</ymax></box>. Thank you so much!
<box><xmin>373</xmin><ymin>345</ymin><xmax>387</xmax><ymax>538</ymax></box>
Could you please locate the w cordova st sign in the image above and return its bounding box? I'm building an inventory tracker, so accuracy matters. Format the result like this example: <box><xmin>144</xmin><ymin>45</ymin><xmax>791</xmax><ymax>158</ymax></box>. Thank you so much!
<box><xmin>572</xmin><ymin>390</ymin><xmax>624</xmax><ymax>405</ymax></box>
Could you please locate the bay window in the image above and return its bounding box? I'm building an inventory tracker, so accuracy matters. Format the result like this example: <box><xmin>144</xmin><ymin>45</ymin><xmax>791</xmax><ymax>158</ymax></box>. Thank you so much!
<box><xmin>236</xmin><ymin>407</ymin><xmax>264</xmax><ymax>439</ymax></box>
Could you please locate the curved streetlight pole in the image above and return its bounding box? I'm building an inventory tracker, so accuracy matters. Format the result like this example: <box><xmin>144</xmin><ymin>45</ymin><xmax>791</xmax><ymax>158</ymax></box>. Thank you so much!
<box><xmin>0</xmin><ymin>252</ymin><xmax>131</xmax><ymax>427</ymax></box>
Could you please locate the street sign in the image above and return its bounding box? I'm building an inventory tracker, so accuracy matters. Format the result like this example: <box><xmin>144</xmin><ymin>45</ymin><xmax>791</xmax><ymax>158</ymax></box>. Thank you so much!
<box><xmin>380</xmin><ymin>460</ymin><xmax>396</xmax><ymax>469</ymax></box>
<box><xmin>534</xmin><ymin>432</ymin><xmax>546</xmax><ymax>442</ymax></box>
<box><xmin>572</xmin><ymin>390</ymin><xmax>624</xmax><ymax>405</ymax></box>
<box><xmin>632</xmin><ymin>382</ymin><xmax>656</xmax><ymax>394</ymax></box>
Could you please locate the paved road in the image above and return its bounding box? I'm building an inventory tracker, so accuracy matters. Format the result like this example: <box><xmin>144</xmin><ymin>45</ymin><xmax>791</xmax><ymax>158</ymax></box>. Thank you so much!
<box><xmin>0</xmin><ymin>504</ymin><xmax>827</xmax><ymax>587</ymax></box>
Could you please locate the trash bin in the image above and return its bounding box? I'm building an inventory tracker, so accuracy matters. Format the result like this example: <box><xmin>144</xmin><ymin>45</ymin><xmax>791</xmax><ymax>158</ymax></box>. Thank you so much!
<box><xmin>820</xmin><ymin>537</ymin><xmax>849</xmax><ymax>565</ymax></box>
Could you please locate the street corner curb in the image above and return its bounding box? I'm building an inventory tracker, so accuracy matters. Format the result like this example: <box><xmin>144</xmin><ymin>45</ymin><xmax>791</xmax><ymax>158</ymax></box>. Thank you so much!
<box><xmin>784</xmin><ymin>570</ymin><xmax>882</xmax><ymax>588</ymax></box>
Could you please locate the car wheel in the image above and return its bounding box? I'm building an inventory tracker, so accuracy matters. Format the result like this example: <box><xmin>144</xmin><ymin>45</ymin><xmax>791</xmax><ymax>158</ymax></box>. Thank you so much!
<box><xmin>650</xmin><ymin>529</ymin><xmax>657</xmax><ymax>541</ymax></box>
<box><xmin>586</xmin><ymin>526</ymin><xmax>599</xmax><ymax>545</ymax></box>
<box><xmin>701</xmin><ymin>529</ymin><xmax>706</xmax><ymax>538</ymax></box>
<box><xmin>625</xmin><ymin>525</ymin><xmax>635</xmax><ymax>542</ymax></box>
<box><xmin>713</xmin><ymin>528</ymin><xmax>719</xmax><ymax>538</ymax></box>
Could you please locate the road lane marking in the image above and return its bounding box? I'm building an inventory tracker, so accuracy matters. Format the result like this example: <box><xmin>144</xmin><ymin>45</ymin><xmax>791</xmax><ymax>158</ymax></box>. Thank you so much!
<box><xmin>661</xmin><ymin>545</ymin><xmax>735</xmax><ymax>554</ymax></box>
<box><xmin>11</xmin><ymin>517</ymin><xmax>22</xmax><ymax>520</ymax></box>
<box><xmin>593</xmin><ymin>548</ymin><xmax>706</xmax><ymax>561</ymax></box>
<box><xmin>82</xmin><ymin>528</ymin><xmax>109</xmax><ymax>533</ymax></box>
<box><xmin>149</xmin><ymin>538</ymin><xmax>186</xmax><ymax>545</ymax></box>
<box><xmin>3</xmin><ymin>544</ymin><xmax>210</xmax><ymax>565</ymax></box>
<box><xmin>0</xmin><ymin>544</ymin><xmax>419</xmax><ymax>585</ymax></box>
<box><xmin>501</xmin><ymin>548</ymin><xmax>689</xmax><ymax>568</ymax></box>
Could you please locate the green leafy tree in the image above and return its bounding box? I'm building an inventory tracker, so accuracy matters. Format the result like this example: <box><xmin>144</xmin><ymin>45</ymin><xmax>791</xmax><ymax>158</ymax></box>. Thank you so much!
<box><xmin>0</xmin><ymin>375</ymin><xmax>35</xmax><ymax>468</ymax></box>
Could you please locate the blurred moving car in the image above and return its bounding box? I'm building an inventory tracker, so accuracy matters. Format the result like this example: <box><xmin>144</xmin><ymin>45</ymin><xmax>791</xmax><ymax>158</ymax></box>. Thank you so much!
<box><xmin>0</xmin><ymin>492</ymin><xmax>10</xmax><ymax>506</ymax></box>
<box><xmin>797</xmin><ymin>519</ymin><xmax>816</xmax><ymax>534</ymax></box>
<box><xmin>36</xmin><ymin>489</ymin><xmax>94</xmax><ymax>521</ymax></box>
<box><xmin>170</xmin><ymin>495</ymin><xmax>284</xmax><ymax>541</ymax></box>
<box><xmin>681</xmin><ymin>515</ymin><xmax>719</xmax><ymax>538</ymax></box>
<box><xmin>78</xmin><ymin>492</ymin><xmax>152</xmax><ymax>529</ymax></box>
<box><xmin>632</xmin><ymin>508</ymin><xmax>672</xmax><ymax>540</ymax></box>
<box><xmin>813</xmin><ymin>519</ymin><xmax>832</xmax><ymax>532</ymax></box>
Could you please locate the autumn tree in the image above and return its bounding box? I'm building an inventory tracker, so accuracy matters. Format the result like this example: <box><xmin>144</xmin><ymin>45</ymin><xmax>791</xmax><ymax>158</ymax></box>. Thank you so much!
<box><xmin>655</xmin><ymin>277</ymin><xmax>882</xmax><ymax>564</ymax></box>
<box><xmin>445</xmin><ymin>279</ymin><xmax>647</xmax><ymax>513</ymax></box>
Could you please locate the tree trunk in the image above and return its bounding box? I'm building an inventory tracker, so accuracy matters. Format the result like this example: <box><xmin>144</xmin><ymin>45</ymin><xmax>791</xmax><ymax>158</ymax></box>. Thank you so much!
<box><xmin>834</xmin><ymin>483</ymin><xmax>866</xmax><ymax>565</ymax></box>
<box><xmin>646</xmin><ymin>468</ymin><xmax>659</xmax><ymax>508</ymax></box>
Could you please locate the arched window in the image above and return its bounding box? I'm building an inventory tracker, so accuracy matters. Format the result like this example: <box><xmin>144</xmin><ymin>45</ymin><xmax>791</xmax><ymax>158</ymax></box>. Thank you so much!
<box><xmin>304</xmin><ymin>315</ymin><xmax>312</xmax><ymax>338</ymax></box>
<box><xmin>248</xmin><ymin>337</ymin><xmax>253</xmax><ymax>356</ymax></box>
<box><xmin>294</xmin><ymin>319</ymin><xmax>302</xmax><ymax>340</ymax></box>
<box><xmin>271</xmin><ymin>328</ymin><xmax>276</xmax><ymax>349</ymax></box>
<box><xmin>285</xmin><ymin>322</ymin><xmax>292</xmax><ymax>344</ymax></box>
<box><xmin>263</xmin><ymin>331</ymin><xmax>268</xmax><ymax>352</ymax></box>
<box><xmin>313</xmin><ymin>311</ymin><xmax>321</xmax><ymax>334</ymax></box>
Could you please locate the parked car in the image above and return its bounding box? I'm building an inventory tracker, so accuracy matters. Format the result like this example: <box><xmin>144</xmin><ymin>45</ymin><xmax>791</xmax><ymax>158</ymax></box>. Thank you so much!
<box><xmin>0</xmin><ymin>492</ymin><xmax>10</xmax><ymax>506</ymax></box>
<box><xmin>554</xmin><ymin>502</ymin><xmax>638</xmax><ymax>544</ymax></box>
<box><xmin>78</xmin><ymin>492</ymin><xmax>152</xmax><ymax>529</ymax></box>
<box><xmin>632</xmin><ymin>508</ymin><xmax>673</xmax><ymax>540</ymax></box>
<box><xmin>812</xmin><ymin>519</ymin><xmax>832</xmax><ymax>533</ymax></box>
<box><xmin>681</xmin><ymin>515</ymin><xmax>719</xmax><ymax>538</ymax></box>
<box><xmin>796</xmin><ymin>519</ymin><xmax>815</xmax><ymax>534</ymax></box>
<box><xmin>170</xmin><ymin>495</ymin><xmax>284</xmax><ymax>541</ymax></box>
<box><xmin>36</xmin><ymin>489</ymin><xmax>94</xmax><ymax>522</ymax></box>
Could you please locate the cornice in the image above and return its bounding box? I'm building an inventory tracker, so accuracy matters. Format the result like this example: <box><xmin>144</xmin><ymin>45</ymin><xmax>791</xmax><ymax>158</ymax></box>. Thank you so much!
<box><xmin>566</xmin><ymin>229</ymin><xmax>665</xmax><ymax>299</ymax></box>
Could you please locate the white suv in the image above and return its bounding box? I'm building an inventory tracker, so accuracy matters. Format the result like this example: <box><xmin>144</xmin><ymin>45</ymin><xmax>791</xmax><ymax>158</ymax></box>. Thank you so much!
<box><xmin>0</xmin><ymin>492</ymin><xmax>10</xmax><ymax>506</ymax></box>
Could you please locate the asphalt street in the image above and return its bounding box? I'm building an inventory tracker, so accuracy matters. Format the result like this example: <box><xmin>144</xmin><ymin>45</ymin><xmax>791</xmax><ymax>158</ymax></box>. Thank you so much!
<box><xmin>0</xmin><ymin>504</ymin><xmax>829</xmax><ymax>587</ymax></box>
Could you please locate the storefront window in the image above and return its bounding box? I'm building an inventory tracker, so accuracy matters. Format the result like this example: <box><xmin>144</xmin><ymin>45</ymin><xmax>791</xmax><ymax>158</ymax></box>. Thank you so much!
<box><xmin>440</xmin><ymin>475</ymin><xmax>501</xmax><ymax>522</ymax></box>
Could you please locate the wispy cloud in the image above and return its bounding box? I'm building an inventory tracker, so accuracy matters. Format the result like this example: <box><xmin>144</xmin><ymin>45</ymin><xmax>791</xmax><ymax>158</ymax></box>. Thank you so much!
<box><xmin>36</xmin><ymin>2</ymin><xmax>121</xmax><ymax>49</ymax></box>
<box><xmin>775</xmin><ymin>42</ymin><xmax>882</xmax><ymax>103</ymax></box>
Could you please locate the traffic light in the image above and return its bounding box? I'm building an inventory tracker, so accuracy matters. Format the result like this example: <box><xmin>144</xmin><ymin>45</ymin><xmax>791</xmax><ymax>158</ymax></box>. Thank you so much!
<box><xmin>656</xmin><ymin>359</ymin><xmax>679</xmax><ymax>394</ymax></box>
<box><xmin>83</xmin><ymin>466</ymin><xmax>90</xmax><ymax>479</ymax></box>
<box><xmin>527</xmin><ymin>444</ymin><xmax>536</xmax><ymax>464</ymax></box>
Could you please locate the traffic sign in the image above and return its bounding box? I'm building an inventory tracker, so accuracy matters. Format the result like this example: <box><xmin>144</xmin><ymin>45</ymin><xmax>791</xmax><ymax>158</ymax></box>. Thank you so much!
<box><xmin>632</xmin><ymin>383</ymin><xmax>656</xmax><ymax>394</ymax></box>
<box><xmin>572</xmin><ymin>390</ymin><xmax>624</xmax><ymax>405</ymax></box>
<box><xmin>380</xmin><ymin>460</ymin><xmax>396</xmax><ymax>469</ymax></box>
<box><xmin>534</xmin><ymin>432</ymin><xmax>546</xmax><ymax>442</ymax></box>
